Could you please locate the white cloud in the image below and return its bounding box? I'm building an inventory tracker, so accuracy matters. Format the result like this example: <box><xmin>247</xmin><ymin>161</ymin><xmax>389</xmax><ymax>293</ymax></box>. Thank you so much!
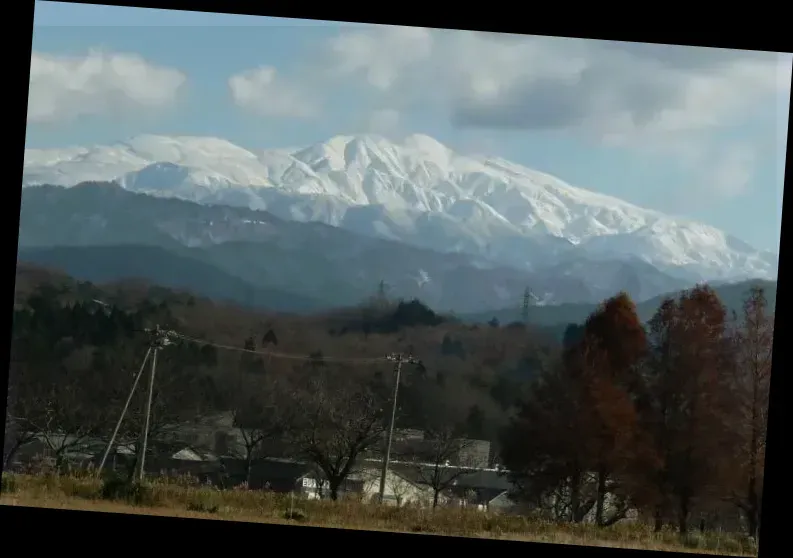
<box><xmin>228</xmin><ymin>66</ymin><xmax>318</xmax><ymax>118</ymax></box>
<box><xmin>701</xmin><ymin>144</ymin><xmax>757</xmax><ymax>199</ymax></box>
<box><xmin>323</xmin><ymin>29</ymin><xmax>790</xmax><ymax>143</ymax></box>
<box><xmin>28</xmin><ymin>50</ymin><xmax>185</xmax><ymax>123</ymax></box>
<box><xmin>325</xmin><ymin>25</ymin><xmax>433</xmax><ymax>91</ymax></box>
<box><xmin>661</xmin><ymin>142</ymin><xmax>759</xmax><ymax>213</ymax></box>
<box><xmin>366</xmin><ymin>108</ymin><xmax>401</xmax><ymax>134</ymax></box>
<box><xmin>449</xmin><ymin>37</ymin><xmax>788</xmax><ymax>145</ymax></box>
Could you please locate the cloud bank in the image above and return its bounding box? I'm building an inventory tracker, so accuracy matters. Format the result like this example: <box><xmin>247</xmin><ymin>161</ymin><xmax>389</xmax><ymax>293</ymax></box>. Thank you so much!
<box><xmin>28</xmin><ymin>50</ymin><xmax>186</xmax><ymax>123</ymax></box>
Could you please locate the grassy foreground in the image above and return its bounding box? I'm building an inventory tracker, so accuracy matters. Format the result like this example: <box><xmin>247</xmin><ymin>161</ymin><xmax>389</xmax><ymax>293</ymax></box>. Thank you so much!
<box><xmin>1</xmin><ymin>472</ymin><xmax>755</xmax><ymax>556</ymax></box>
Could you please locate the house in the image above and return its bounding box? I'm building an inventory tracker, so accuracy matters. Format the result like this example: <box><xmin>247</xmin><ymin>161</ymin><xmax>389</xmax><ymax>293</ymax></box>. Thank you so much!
<box><xmin>220</xmin><ymin>457</ymin><xmax>319</xmax><ymax>494</ymax></box>
<box><xmin>5</xmin><ymin>434</ymin><xmax>116</xmax><ymax>472</ymax></box>
<box><xmin>441</xmin><ymin>468</ymin><xmax>516</xmax><ymax>512</ymax></box>
<box><xmin>171</xmin><ymin>412</ymin><xmax>295</xmax><ymax>461</ymax></box>
<box><xmin>484</xmin><ymin>490</ymin><xmax>518</xmax><ymax>512</ymax></box>
<box><xmin>164</xmin><ymin>412</ymin><xmax>240</xmax><ymax>455</ymax></box>
<box><xmin>455</xmin><ymin>440</ymin><xmax>492</xmax><ymax>469</ymax></box>
<box><xmin>144</xmin><ymin>445</ymin><xmax>222</xmax><ymax>483</ymax></box>
<box><xmin>369</xmin><ymin>436</ymin><xmax>492</xmax><ymax>469</ymax></box>
<box><xmin>218</xmin><ymin>458</ymin><xmax>433</xmax><ymax>505</ymax></box>
<box><xmin>363</xmin><ymin>460</ymin><xmax>517</xmax><ymax>512</ymax></box>
<box><xmin>344</xmin><ymin>465</ymin><xmax>436</xmax><ymax>507</ymax></box>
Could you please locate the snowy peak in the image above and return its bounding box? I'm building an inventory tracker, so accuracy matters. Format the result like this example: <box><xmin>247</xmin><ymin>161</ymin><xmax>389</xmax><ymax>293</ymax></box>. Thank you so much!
<box><xmin>22</xmin><ymin>133</ymin><xmax>777</xmax><ymax>285</ymax></box>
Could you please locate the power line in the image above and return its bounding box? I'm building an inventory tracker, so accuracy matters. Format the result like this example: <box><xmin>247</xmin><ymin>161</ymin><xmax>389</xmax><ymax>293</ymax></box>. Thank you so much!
<box><xmin>171</xmin><ymin>331</ymin><xmax>388</xmax><ymax>364</ymax></box>
<box><xmin>163</xmin><ymin>329</ymin><xmax>423</xmax><ymax>505</ymax></box>
<box><xmin>96</xmin><ymin>323</ymin><xmax>412</xmax><ymax>487</ymax></box>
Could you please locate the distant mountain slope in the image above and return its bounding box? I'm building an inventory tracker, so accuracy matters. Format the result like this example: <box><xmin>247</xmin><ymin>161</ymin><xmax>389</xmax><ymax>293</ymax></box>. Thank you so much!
<box><xmin>18</xmin><ymin>183</ymin><xmax>690</xmax><ymax>312</ymax></box>
<box><xmin>17</xmin><ymin>245</ymin><xmax>324</xmax><ymax>314</ymax></box>
<box><xmin>16</xmin><ymin>246</ymin><xmax>774</xmax><ymax>347</ymax></box>
<box><xmin>461</xmin><ymin>279</ymin><xmax>777</xmax><ymax>330</ymax></box>
<box><xmin>24</xmin><ymin>133</ymin><xmax>777</xmax><ymax>288</ymax></box>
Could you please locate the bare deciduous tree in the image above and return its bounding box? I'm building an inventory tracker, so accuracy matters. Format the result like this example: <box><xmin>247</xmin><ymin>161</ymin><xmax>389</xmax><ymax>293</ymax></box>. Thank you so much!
<box><xmin>28</xmin><ymin>376</ymin><xmax>108</xmax><ymax>471</ymax></box>
<box><xmin>228</xmin><ymin>371</ymin><xmax>294</xmax><ymax>485</ymax></box>
<box><xmin>4</xmin><ymin>363</ymin><xmax>43</xmax><ymax>469</ymax></box>
<box><xmin>727</xmin><ymin>286</ymin><xmax>774</xmax><ymax>539</ymax></box>
<box><xmin>409</xmin><ymin>429</ymin><xmax>479</xmax><ymax>508</ymax></box>
<box><xmin>102</xmin><ymin>340</ymin><xmax>212</xmax><ymax>480</ymax></box>
<box><xmin>286</xmin><ymin>368</ymin><xmax>387</xmax><ymax>500</ymax></box>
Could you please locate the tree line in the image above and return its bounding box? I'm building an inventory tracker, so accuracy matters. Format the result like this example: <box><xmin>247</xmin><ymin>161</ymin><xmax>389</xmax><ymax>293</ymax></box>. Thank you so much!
<box><xmin>501</xmin><ymin>284</ymin><xmax>772</xmax><ymax>538</ymax></box>
<box><xmin>4</xmin><ymin>272</ymin><xmax>773</xmax><ymax>536</ymax></box>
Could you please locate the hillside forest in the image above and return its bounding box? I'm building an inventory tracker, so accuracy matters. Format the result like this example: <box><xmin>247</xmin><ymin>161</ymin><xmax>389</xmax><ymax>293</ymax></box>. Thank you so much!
<box><xmin>4</xmin><ymin>263</ymin><xmax>774</xmax><ymax>539</ymax></box>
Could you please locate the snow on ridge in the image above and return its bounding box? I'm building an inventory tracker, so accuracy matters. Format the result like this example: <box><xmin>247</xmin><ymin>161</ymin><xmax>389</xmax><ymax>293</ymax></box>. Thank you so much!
<box><xmin>22</xmin><ymin>132</ymin><xmax>778</xmax><ymax>282</ymax></box>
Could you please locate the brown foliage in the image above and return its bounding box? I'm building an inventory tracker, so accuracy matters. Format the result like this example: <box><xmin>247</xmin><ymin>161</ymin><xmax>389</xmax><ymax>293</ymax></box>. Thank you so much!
<box><xmin>501</xmin><ymin>293</ymin><xmax>651</xmax><ymax>525</ymax></box>
<box><xmin>501</xmin><ymin>355</ymin><xmax>599</xmax><ymax>522</ymax></box>
<box><xmin>583</xmin><ymin>291</ymin><xmax>648</xmax><ymax>381</ymax></box>
<box><xmin>576</xmin><ymin>293</ymin><xmax>650</xmax><ymax>526</ymax></box>
<box><xmin>642</xmin><ymin>284</ymin><xmax>734</xmax><ymax>535</ymax></box>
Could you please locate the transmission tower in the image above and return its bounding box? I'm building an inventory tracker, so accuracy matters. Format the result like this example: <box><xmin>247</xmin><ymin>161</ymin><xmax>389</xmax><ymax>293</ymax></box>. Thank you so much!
<box><xmin>376</xmin><ymin>280</ymin><xmax>391</xmax><ymax>305</ymax></box>
<box><xmin>522</xmin><ymin>287</ymin><xmax>532</xmax><ymax>326</ymax></box>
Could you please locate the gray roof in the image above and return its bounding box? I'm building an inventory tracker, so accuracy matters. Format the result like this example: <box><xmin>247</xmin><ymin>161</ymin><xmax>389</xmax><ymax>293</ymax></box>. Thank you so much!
<box><xmin>221</xmin><ymin>457</ymin><xmax>314</xmax><ymax>481</ymax></box>
<box><xmin>378</xmin><ymin>460</ymin><xmax>513</xmax><ymax>491</ymax></box>
<box><xmin>454</xmin><ymin>470</ymin><xmax>512</xmax><ymax>491</ymax></box>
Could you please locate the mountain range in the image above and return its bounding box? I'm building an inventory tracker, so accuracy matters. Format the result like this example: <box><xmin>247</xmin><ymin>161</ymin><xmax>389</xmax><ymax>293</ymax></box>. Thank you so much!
<box><xmin>20</xmin><ymin>183</ymin><xmax>644</xmax><ymax>314</ymax></box>
<box><xmin>16</xmin><ymin>183</ymin><xmax>776</xmax><ymax>328</ymax></box>
<box><xmin>23</xmin><ymin>134</ymin><xmax>778</xmax><ymax>292</ymax></box>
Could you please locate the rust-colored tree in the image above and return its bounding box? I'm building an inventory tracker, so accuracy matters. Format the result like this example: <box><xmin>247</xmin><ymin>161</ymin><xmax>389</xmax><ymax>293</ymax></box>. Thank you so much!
<box><xmin>579</xmin><ymin>292</ymin><xmax>652</xmax><ymax>527</ymax></box>
<box><xmin>642</xmin><ymin>285</ymin><xmax>733</xmax><ymax>535</ymax></box>
<box><xmin>727</xmin><ymin>286</ymin><xmax>774</xmax><ymax>538</ymax></box>
<box><xmin>500</xmin><ymin>354</ymin><xmax>599</xmax><ymax>523</ymax></box>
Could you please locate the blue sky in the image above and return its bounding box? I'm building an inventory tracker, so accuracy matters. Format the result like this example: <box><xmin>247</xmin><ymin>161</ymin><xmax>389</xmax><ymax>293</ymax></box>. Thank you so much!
<box><xmin>27</xmin><ymin>1</ymin><xmax>790</xmax><ymax>252</ymax></box>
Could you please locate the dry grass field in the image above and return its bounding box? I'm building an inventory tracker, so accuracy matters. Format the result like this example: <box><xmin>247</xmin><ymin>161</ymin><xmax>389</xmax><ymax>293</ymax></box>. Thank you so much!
<box><xmin>0</xmin><ymin>472</ymin><xmax>756</xmax><ymax>556</ymax></box>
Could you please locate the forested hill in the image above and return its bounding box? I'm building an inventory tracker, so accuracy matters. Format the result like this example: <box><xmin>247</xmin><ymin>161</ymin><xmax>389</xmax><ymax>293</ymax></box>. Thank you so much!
<box><xmin>460</xmin><ymin>278</ymin><xmax>777</xmax><ymax>331</ymax></box>
<box><xmin>17</xmin><ymin>244</ymin><xmax>776</xmax><ymax>339</ymax></box>
<box><xmin>17</xmin><ymin>245</ymin><xmax>324</xmax><ymax>314</ymax></box>
<box><xmin>11</xmin><ymin>263</ymin><xmax>559</xmax><ymax>446</ymax></box>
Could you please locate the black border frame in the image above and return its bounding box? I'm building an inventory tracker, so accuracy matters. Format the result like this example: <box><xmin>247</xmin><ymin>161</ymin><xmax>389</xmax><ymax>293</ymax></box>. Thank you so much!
<box><xmin>4</xmin><ymin>2</ymin><xmax>789</xmax><ymax>557</ymax></box>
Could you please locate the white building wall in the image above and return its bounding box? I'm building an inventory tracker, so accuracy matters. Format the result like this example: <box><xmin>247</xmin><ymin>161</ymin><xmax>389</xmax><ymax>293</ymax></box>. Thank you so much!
<box><xmin>355</xmin><ymin>467</ymin><xmax>434</xmax><ymax>507</ymax></box>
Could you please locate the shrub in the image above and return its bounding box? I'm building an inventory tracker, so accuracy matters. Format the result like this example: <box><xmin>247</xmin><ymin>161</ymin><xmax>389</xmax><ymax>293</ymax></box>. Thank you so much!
<box><xmin>1</xmin><ymin>474</ymin><xmax>18</xmax><ymax>494</ymax></box>
<box><xmin>99</xmin><ymin>475</ymin><xmax>155</xmax><ymax>506</ymax></box>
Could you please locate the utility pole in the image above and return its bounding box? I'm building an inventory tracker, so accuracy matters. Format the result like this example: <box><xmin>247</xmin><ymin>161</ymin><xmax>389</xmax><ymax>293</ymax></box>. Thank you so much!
<box><xmin>96</xmin><ymin>347</ymin><xmax>152</xmax><ymax>477</ymax></box>
<box><xmin>95</xmin><ymin>324</ymin><xmax>176</xmax><ymax>480</ymax></box>
<box><xmin>378</xmin><ymin>352</ymin><xmax>421</xmax><ymax>504</ymax></box>
<box><xmin>136</xmin><ymin>325</ymin><xmax>174</xmax><ymax>482</ymax></box>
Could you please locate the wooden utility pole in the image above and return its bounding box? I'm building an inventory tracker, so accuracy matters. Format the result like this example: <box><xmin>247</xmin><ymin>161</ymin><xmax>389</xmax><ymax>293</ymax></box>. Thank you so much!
<box><xmin>378</xmin><ymin>352</ymin><xmax>421</xmax><ymax>503</ymax></box>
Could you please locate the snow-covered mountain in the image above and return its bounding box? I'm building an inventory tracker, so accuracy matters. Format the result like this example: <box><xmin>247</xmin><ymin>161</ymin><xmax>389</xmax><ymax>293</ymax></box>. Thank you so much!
<box><xmin>22</xmin><ymin>133</ymin><xmax>778</xmax><ymax>285</ymax></box>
